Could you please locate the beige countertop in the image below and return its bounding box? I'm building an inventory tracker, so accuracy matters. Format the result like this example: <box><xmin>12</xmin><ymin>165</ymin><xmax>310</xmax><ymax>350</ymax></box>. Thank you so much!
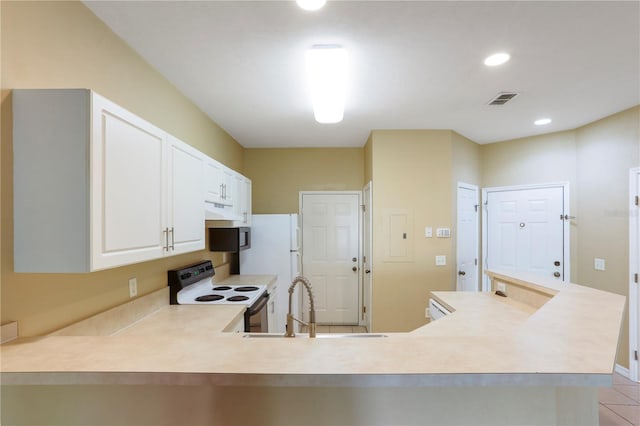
<box><xmin>114</xmin><ymin>305</ymin><xmax>246</xmax><ymax>336</ymax></box>
<box><xmin>1</xmin><ymin>272</ymin><xmax>625</xmax><ymax>388</ymax></box>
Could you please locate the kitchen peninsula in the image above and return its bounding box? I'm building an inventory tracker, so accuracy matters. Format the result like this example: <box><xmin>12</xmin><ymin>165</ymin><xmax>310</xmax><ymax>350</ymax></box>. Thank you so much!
<box><xmin>1</xmin><ymin>271</ymin><xmax>625</xmax><ymax>425</ymax></box>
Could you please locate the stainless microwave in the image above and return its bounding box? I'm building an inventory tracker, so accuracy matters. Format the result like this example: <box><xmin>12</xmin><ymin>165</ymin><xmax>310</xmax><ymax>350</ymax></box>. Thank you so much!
<box><xmin>209</xmin><ymin>227</ymin><xmax>251</xmax><ymax>252</ymax></box>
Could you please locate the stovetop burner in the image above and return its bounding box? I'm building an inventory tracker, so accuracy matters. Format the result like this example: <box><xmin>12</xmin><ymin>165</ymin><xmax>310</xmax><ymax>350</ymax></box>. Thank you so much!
<box><xmin>212</xmin><ymin>286</ymin><xmax>232</xmax><ymax>291</ymax></box>
<box><xmin>227</xmin><ymin>295</ymin><xmax>250</xmax><ymax>302</ymax></box>
<box><xmin>195</xmin><ymin>294</ymin><xmax>224</xmax><ymax>302</ymax></box>
<box><xmin>235</xmin><ymin>286</ymin><xmax>259</xmax><ymax>292</ymax></box>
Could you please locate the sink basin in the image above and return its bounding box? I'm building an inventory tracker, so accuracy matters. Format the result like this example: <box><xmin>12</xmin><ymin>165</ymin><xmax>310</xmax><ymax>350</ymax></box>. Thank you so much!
<box><xmin>243</xmin><ymin>333</ymin><xmax>388</xmax><ymax>339</ymax></box>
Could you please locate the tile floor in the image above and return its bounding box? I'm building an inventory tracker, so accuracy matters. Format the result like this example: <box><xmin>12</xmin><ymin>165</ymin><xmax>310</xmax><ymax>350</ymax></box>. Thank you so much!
<box><xmin>600</xmin><ymin>373</ymin><xmax>640</xmax><ymax>425</ymax></box>
<box><xmin>300</xmin><ymin>327</ymin><xmax>639</xmax><ymax>425</ymax></box>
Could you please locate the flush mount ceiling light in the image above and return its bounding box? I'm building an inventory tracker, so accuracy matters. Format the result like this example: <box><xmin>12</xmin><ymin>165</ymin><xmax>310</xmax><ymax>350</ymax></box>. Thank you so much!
<box><xmin>296</xmin><ymin>0</ymin><xmax>326</xmax><ymax>11</ymax></box>
<box><xmin>534</xmin><ymin>118</ymin><xmax>552</xmax><ymax>126</ymax></box>
<box><xmin>306</xmin><ymin>45</ymin><xmax>348</xmax><ymax>124</ymax></box>
<box><xmin>484</xmin><ymin>52</ymin><xmax>511</xmax><ymax>67</ymax></box>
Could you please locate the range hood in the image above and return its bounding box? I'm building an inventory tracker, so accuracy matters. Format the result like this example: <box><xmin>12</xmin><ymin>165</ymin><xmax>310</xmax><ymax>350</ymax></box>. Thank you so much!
<box><xmin>205</xmin><ymin>201</ymin><xmax>242</xmax><ymax>221</ymax></box>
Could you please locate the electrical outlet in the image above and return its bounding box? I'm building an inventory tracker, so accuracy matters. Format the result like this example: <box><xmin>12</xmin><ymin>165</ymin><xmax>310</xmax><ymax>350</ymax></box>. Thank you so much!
<box><xmin>435</xmin><ymin>255</ymin><xmax>447</xmax><ymax>266</ymax></box>
<box><xmin>425</xmin><ymin>307</ymin><xmax>430</xmax><ymax>318</ymax></box>
<box><xmin>594</xmin><ymin>258</ymin><xmax>606</xmax><ymax>271</ymax></box>
<box><xmin>128</xmin><ymin>278</ymin><xmax>138</xmax><ymax>298</ymax></box>
<box><xmin>497</xmin><ymin>283</ymin><xmax>506</xmax><ymax>292</ymax></box>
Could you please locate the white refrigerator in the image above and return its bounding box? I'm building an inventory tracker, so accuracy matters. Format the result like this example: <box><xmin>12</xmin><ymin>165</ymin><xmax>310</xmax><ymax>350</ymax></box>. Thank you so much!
<box><xmin>239</xmin><ymin>214</ymin><xmax>301</xmax><ymax>333</ymax></box>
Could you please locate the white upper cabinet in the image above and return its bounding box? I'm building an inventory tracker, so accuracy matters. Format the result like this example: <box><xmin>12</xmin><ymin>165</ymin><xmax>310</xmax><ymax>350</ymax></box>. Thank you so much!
<box><xmin>233</xmin><ymin>175</ymin><xmax>252</xmax><ymax>226</ymax></box>
<box><xmin>203</xmin><ymin>156</ymin><xmax>252</xmax><ymax>222</ymax></box>
<box><xmin>166</xmin><ymin>135</ymin><xmax>205</xmax><ymax>255</ymax></box>
<box><xmin>204</xmin><ymin>158</ymin><xmax>224</xmax><ymax>204</ymax></box>
<box><xmin>13</xmin><ymin>89</ymin><xmax>204</xmax><ymax>272</ymax></box>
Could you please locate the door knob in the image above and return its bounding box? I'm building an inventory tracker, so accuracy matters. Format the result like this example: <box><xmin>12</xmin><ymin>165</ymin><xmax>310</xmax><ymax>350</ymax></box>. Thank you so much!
<box><xmin>352</xmin><ymin>266</ymin><xmax>358</xmax><ymax>272</ymax></box>
<box><xmin>458</xmin><ymin>271</ymin><xmax>466</xmax><ymax>276</ymax></box>
<box><xmin>553</xmin><ymin>272</ymin><xmax>561</xmax><ymax>278</ymax></box>
<box><xmin>365</xmin><ymin>269</ymin><xmax>371</xmax><ymax>274</ymax></box>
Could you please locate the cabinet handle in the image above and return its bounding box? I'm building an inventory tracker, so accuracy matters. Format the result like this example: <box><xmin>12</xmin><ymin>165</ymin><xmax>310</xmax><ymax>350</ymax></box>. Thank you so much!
<box><xmin>163</xmin><ymin>228</ymin><xmax>169</xmax><ymax>251</ymax></box>
<box><xmin>170</xmin><ymin>227</ymin><xmax>175</xmax><ymax>250</ymax></box>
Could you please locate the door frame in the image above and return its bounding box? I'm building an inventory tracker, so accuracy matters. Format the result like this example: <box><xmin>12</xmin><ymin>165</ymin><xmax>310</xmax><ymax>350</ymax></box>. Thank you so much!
<box><xmin>628</xmin><ymin>168</ymin><xmax>640</xmax><ymax>382</ymax></box>
<box><xmin>456</xmin><ymin>182</ymin><xmax>480</xmax><ymax>291</ymax></box>
<box><xmin>481</xmin><ymin>182</ymin><xmax>571</xmax><ymax>291</ymax></box>
<box><xmin>299</xmin><ymin>190</ymin><xmax>363</xmax><ymax>325</ymax></box>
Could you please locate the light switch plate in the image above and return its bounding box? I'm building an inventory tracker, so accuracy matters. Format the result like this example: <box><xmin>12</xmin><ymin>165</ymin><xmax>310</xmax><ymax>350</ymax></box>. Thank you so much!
<box><xmin>425</xmin><ymin>227</ymin><xmax>433</xmax><ymax>238</ymax></box>
<box><xmin>436</xmin><ymin>228</ymin><xmax>451</xmax><ymax>238</ymax></box>
<box><xmin>594</xmin><ymin>258</ymin><xmax>606</xmax><ymax>271</ymax></box>
<box><xmin>435</xmin><ymin>255</ymin><xmax>446</xmax><ymax>266</ymax></box>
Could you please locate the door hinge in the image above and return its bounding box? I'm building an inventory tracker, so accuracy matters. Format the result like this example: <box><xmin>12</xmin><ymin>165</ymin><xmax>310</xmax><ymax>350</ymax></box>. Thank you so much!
<box><xmin>635</xmin><ymin>196</ymin><xmax>639</xmax><ymax>206</ymax></box>
<box><xmin>474</xmin><ymin>204</ymin><xmax>478</xmax><ymax>213</ymax></box>
<box><xmin>635</xmin><ymin>273</ymin><xmax>638</xmax><ymax>284</ymax></box>
<box><xmin>475</xmin><ymin>258</ymin><xmax>478</xmax><ymax>266</ymax></box>
<box><xmin>361</xmin><ymin>204</ymin><xmax>366</xmax><ymax>212</ymax></box>
<box><xmin>363</xmin><ymin>306</ymin><xmax>367</xmax><ymax>314</ymax></box>
<box><xmin>635</xmin><ymin>350</ymin><xmax>638</xmax><ymax>361</ymax></box>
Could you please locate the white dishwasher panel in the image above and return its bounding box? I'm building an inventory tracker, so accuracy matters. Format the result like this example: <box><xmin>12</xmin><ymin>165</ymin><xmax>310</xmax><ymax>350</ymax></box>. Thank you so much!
<box><xmin>429</xmin><ymin>298</ymin><xmax>450</xmax><ymax>321</ymax></box>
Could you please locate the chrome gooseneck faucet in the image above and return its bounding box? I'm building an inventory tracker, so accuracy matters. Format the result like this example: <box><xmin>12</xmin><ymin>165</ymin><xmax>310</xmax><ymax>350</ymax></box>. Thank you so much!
<box><xmin>285</xmin><ymin>276</ymin><xmax>316</xmax><ymax>338</ymax></box>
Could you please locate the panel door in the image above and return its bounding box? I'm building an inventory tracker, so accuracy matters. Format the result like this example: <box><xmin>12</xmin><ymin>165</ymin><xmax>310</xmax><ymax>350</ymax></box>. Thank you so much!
<box><xmin>486</xmin><ymin>186</ymin><xmax>565</xmax><ymax>281</ymax></box>
<box><xmin>456</xmin><ymin>184</ymin><xmax>479</xmax><ymax>291</ymax></box>
<box><xmin>167</xmin><ymin>135</ymin><xmax>205</xmax><ymax>255</ymax></box>
<box><xmin>91</xmin><ymin>94</ymin><xmax>167</xmax><ymax>270</ymax></box>
<box><xmin>301</xmin><ymin>193</ymin><xmax>360</xmax><ymax>324</ymax></box>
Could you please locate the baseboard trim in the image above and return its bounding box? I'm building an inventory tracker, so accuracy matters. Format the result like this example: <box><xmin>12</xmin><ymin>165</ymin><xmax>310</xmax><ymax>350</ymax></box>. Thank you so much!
<box><xmin>615</xmin><ymin>364</ymin><xmax>631</xmax><ymax>379</ymax></box>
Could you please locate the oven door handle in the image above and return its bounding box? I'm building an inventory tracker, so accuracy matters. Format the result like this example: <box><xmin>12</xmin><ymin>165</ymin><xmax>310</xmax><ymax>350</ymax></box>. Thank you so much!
<box><xmin>247</xmin><ymin>292</ymin><xmax>269</xmax><ymax>316</ymax></box>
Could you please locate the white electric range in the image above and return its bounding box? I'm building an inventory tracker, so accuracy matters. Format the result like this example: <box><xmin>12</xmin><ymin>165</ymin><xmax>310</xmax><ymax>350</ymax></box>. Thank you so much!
<box><xmin>168</xmin><ymin>261</ymin><xmax>269</xmax><ymax>332</ymax></box>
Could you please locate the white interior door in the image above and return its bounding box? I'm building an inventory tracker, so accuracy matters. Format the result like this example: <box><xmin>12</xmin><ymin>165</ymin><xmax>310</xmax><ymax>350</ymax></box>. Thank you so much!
<box><xmin>362</xmin><ymin>182</ymin><xmax>372</xmax><ymax>329</ymax></box>
<box><xmin>456</xmin><ymin>183</ymin><xmax>479</xmax><ymax>291</ymax></box>
<box><xmin>484</xmin><ymin>184</ymin><xmax>567</xmax><ymax>289</ymax></box>
<box><xmin>301</xmin><ymin>192</ymin><xmax>360</xmax><ymax>324</ymax></box>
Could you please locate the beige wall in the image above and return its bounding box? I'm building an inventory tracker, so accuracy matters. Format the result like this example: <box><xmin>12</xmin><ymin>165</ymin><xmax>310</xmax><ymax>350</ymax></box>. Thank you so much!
<box><xmin>243</xmin><ymin>148</ymin><xmax>365</xmax><ymax>214</ymax></box>
<box><xmin>575</xmin><ymin>106</ymin><xmax>640</xmax><ymax>369</ymax></box>
<box><xmin>364</xmin><ymin>133</ymin><xmax>373</xmax><ymax>184</ymax></box>
<box><xmin>1</xmin><ymin>1</ymin><xmax>243</xmax><ymax>335</ymax></box>
<box><xmin>370</xmin><ymin>130</ymin><xmax>454</xmax><ymax>332</ymax></box>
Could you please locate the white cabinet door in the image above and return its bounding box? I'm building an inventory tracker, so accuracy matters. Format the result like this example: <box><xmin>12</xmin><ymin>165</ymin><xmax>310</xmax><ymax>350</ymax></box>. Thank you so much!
<box><xmin>233</xmin><ymin>174</ymin><xmax>251</xmax><ymax>226</ymax></box>
<box><xmin>167</xmin><ymin>135</ymin><xmax>205</xmax><ymax>255</ymax></box>
<box><xmin>91</xmin><ymin>93</ymin><xmax>168</xmax><ymax>270</ymax></box>
<box><xmin>204</xmin><ymin>157</ymin><xmax>224</xmax><ymax>204</ymax></box>
<box><xmin>242</xmin><ymin>177</ymin><xmax>252</xmax><ymax>226</ymax></box>
<box><xmin>222</xmin><ymin>168</ymin><xmax>235</xmax><ymax>206</ymax></box>
<box><xmin>230</xmin><ymin>174</ymin><xmax>252</xmax><ymax>226</ymax></box>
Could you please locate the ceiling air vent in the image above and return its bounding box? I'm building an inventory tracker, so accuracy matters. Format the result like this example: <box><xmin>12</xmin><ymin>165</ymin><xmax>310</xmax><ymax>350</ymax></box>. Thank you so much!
<box><xmin>488</xmin><ymin>92</ymin><xmax>518</xmax><ymax>105</ymax></box>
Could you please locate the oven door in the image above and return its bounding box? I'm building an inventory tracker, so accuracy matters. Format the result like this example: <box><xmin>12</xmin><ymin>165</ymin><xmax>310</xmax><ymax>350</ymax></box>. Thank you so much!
<box><xmin>245</xmin><ymin>291</ymin><xmax>269</xmax><ymax>333</ymax></box>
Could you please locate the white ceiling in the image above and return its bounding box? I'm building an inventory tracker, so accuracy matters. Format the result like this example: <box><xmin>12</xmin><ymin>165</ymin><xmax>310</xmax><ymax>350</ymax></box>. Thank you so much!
<box><xmin>85</xmin><ymin>1</ymin><xmax>640</xmax><ymax>148</ymax></box>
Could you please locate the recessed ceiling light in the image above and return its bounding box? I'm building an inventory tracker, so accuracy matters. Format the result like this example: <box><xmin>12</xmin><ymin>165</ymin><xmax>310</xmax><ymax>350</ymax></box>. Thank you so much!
<box><xmin>534</xmin><ymin>118</ymin><xmax>552</xmax><ymax>126</ymax></box>
<box><xmin>306</xmin><ymin>45</ymin><xmax>348</xmax><ymax>124</ymax></box>
<box><xmin>296</xmin><ymin>0</ymin><xmax>326</xmax><ymax>11</ymax></box>
<box><xmin>484</xmin><ymin>53</ymin><xmax>510</xmax><ymax>67</ymax></box>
